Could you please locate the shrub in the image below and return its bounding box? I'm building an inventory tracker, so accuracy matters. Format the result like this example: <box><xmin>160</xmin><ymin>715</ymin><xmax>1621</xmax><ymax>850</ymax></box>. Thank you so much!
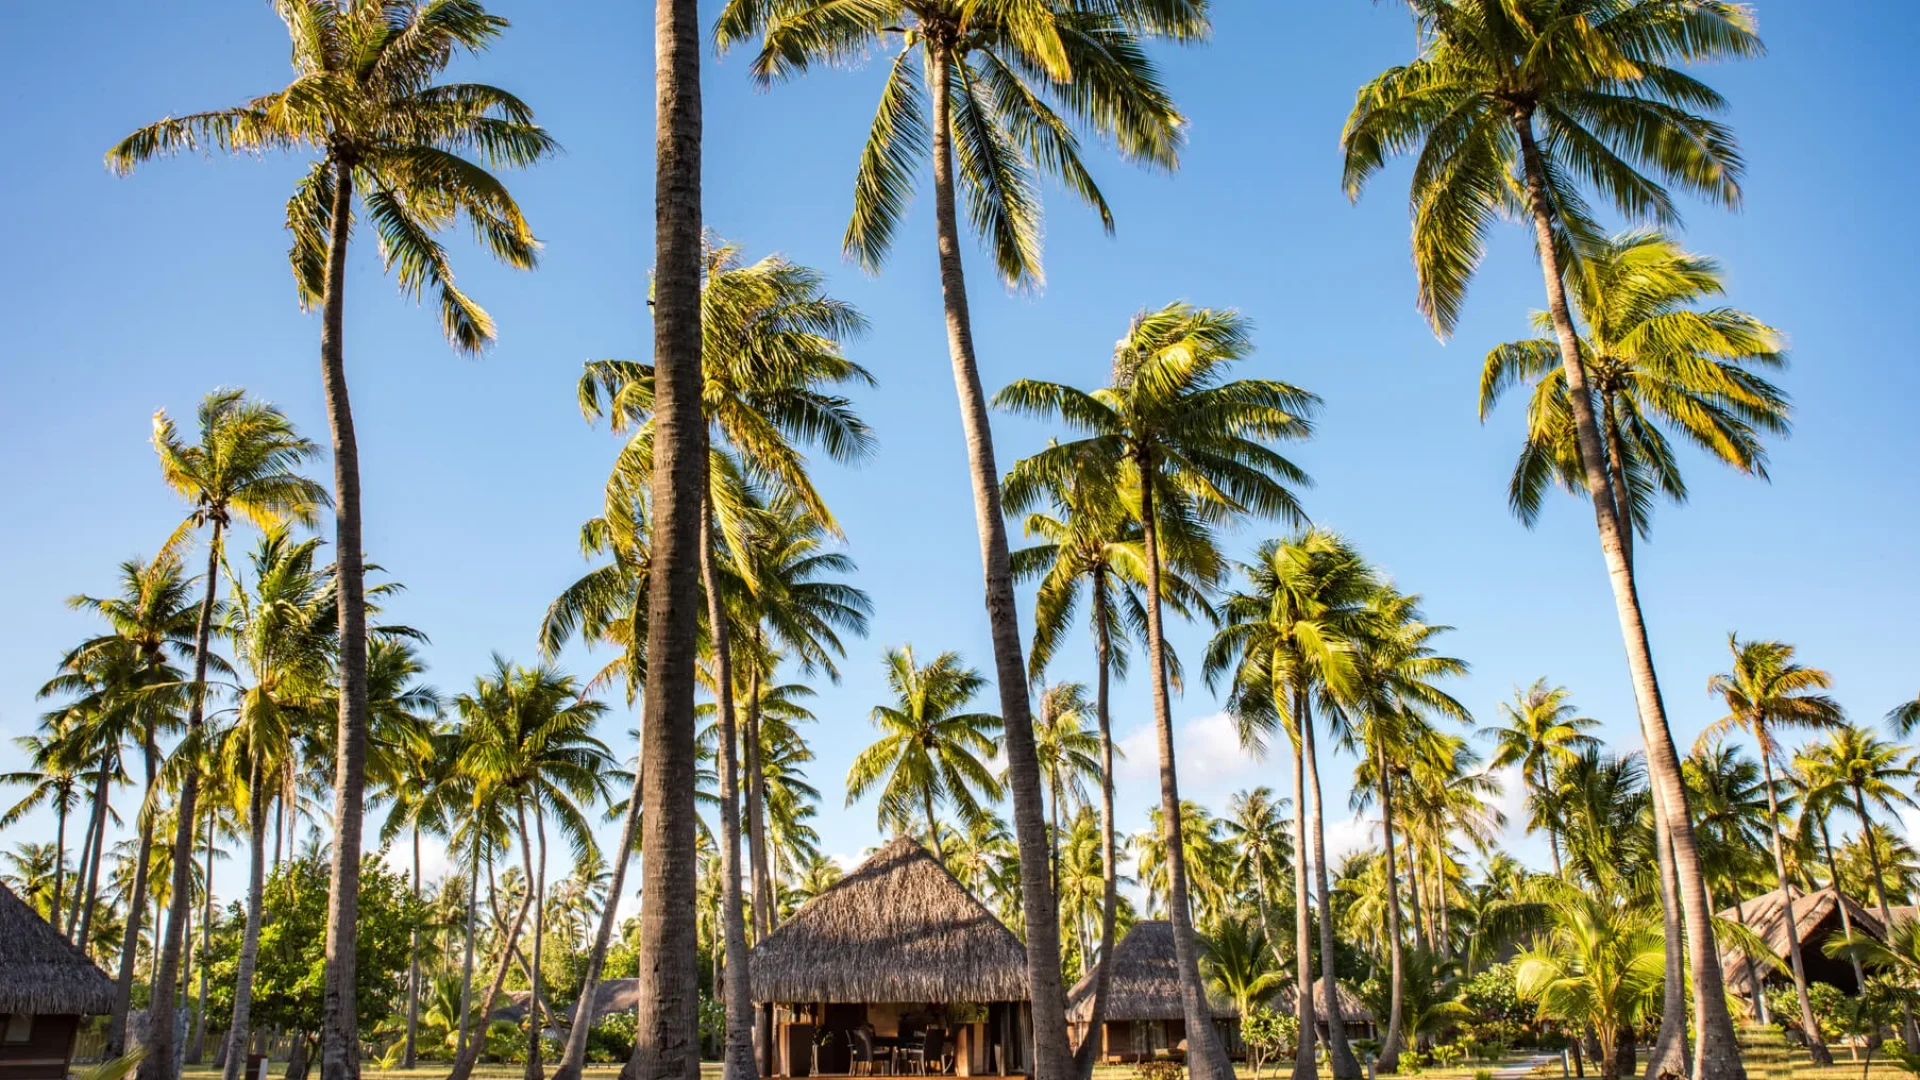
<box><xmin>1134</xmin><ymin>1059</ymin><xmax>1186</xmax><ymax>1080</ymax></box>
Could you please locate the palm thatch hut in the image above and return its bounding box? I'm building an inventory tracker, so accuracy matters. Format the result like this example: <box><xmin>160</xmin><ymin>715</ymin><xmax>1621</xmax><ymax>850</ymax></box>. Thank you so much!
<box><xmin>1063</xmin><ymin>921</ymin><xmax>1237</xmax><ymax>1063</ymax></box>
<box><xmin>748</xmin><ymin>836</ymin><xmax>1030</xmax><ymax>1078</ymax></box>
<box><xmin>0</xmin><ymin>881</ymin><xmax>115</xmax><ymax>1080</ymax></box>
<box><xmin>1276</xmin><ymin>983</ymin><xmax>1376</xmax><ymax>1042</ymax></box>
<box><xmin>1718</xmin><ymin>886</ymin><xmax>1886</xmax><ymax>997</ymax></box>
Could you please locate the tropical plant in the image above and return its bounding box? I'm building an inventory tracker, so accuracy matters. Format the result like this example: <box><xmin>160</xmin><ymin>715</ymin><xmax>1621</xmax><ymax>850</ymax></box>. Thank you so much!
<box><xmin>847</xmin><ymin>647</ymin><xmax>1003</xmax><ymax>858</ymax></box>
<box><xmin>1702</xmin><ymin>635</ymin><xmax>1848</xmax><ymax>1064</ymax></box>
<box><xmin>1513</xmin><ymin>886</ymin><xmax>1665</xmax><ymax>1080</ymax></box>
<box><xmin>1483</xmin><ymin>681</ymin><xmax>1596</xmax><ymax>877</ymax></box>
<box><xmin>109</xmin><ymin>9</ymin><xmax>555</xmax><ymax>1071</ymax></box>
<box><xmin>712</xmin><ymin>7</ymin><xmax>1209</xmax><ymax>1072</ymax></box>
<box><xmin>1341</xmin><ymin>5</ymin><xmax>1765</xmax><ymax>1072</ymax></box>
<box><xmin>1204</xmin><ymin>913</ymin><xmax>1285</xmax><ymax>1018</ymax></box>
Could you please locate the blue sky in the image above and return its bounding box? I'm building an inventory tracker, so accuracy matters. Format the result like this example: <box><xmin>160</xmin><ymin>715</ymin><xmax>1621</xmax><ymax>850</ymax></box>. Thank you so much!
<box><xmin>3</xmin><ymin>2</ymin><xmax>1917</xmax><ymax>905</ymax></box>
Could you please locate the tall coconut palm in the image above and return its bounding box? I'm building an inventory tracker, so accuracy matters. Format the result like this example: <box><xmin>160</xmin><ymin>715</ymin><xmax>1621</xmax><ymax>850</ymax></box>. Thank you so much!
<box><xmin>371</xmin><ymin>682</ymin><xmax>450</xmax><ymax>1071</ymax></box>
<box><xmin>714</xmin><ymin>11</ymin><xmax>1205</xmax><ymax>1072</ymax></box>
<box><xmin>1342</xmin><ymin>6</ymin><xmax>1764</xmax><ymax>1073</ymax></box>
<box><xmin>1001</xmin><ymin>303</ymin><xmax>1315</xmax><ymax>1080</ymax></box>
<box><xmin>1219</xmin><ymin>788</ymin><xmax>1293</xmax><ymax>960</ymax></box>
<box><xmin>1</xmin><ymin>731</ymin><xmax>85</xmax><ymax>936</ymax></box>
<box><xmin>848</xmin><ymin>647</ymin><xmax>1004</xmax><ymax>860</ymax></box>
<box><xmin>61</xmin><ymin>552</ymin><xmax>213</xmax><ymax>1054</ymax></box>
<box><xmin>1205</xmin><ymin>530</ymin><xmax>1371</xmax><ymax>1080</ymax></box>
<box><xmin>1701</xmin><ymin>637</ymin><xmax>1847</xmax><ymax>1064</ymax></box>
<box><xmin>143</xmin><ymin>391</ymin><xmax>326</xmax><ymax>1073</ymax></box>
<box><xmin>1485</xmin><ymin>681</ymin><xmax>1598</xmax><ymax>878</ymax></box>
<box><xmin>32</xmin><ymin>655</ymin><xmax>142</xmax><ymax>955</ymax></box>
<box><xmin>448</xmin><ymin>658</ymin><xmax>612</xmax><ymax>1080</ymax></box>
<box><xmin>109</xmin><ymin>10</ymin><xmax>553</xmax><ymax>1073</ymax></box>
<box><xmin>1029</xmin><ymin>683</ymin><xmax>1103</xmax><ymax>895</ymax></box>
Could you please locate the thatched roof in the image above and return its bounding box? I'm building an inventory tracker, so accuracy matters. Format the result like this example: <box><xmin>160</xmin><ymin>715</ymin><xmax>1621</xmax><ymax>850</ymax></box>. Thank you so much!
<box><xmin>0</xmin><ymin>880</ymin><xmax>115</xmax><ymax>1014</ymax></box>
<box><xmin>1065</xmin><ymin>921</ymin><xmax>1234</xmax><ymax>1022</ymax></box>
<box><xmin>489</xmin><ymin>980</ymin><xmax>640</xmax><ymax>1028</ymax></box>
<box><xmin>749</xmin><ymin>836</ymin><xmax>1029</xmax><ymax>1003</ymax></box>
<box><xmin>1277</xmin><ymin>983</ymin><xmax>1373</xmax><ymax>1026</ymax></box>
<box><xmin>1717</xmin><ymin>886</ymin><xmax>1886</xmax><ymax>975</ymax></box>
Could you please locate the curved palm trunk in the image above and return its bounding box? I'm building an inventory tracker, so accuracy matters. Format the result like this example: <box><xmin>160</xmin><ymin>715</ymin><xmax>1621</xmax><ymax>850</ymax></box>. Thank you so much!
<box><xmin>71</xmin><ymin>772</ymin><xmax>109</xmax><ymax>946</ymax></box>
<box><xmin>556</xmin><ymin>756</ymin><xmax>647</xmax><ymax>1080</ymax></box>
<box><xmin>313</xmin><ymin>156</ymin><xmax>372</xmax><ymax>1080</ymax></box>
<box><xmin>1072</xmin><ymin>571</ymin><xmax>1121</xmax><ymax>1080</ymax></box>
<box><xmin>222</xmin><ymin>765</ymin><xmax>270</xmax><ymax>1080</ymax></box>
<box><xmin>51</xmin><ymin>801</ymin><xmax>68</xmax><ymax>936</ymax></box>
<box><xmin>1644</xmin><ymin>777</ymin><xmax>1689</xmax><ymax>1080</ymax></box>
<box><xmin>922</xmin><ymin>788</ymin><xmax>946</xmax><ymax>864</ymax></box>
<box><xmin>701</xmin><ymin>497</ymin><xmax>760</xmax><ymax>1080</ymax></box>
<box><xmin>745</xmin><ymin>643</ymin><xmax>775</xmax><ymax>942</ymax></box>
<box><xmin>403</xmin><ymin>827</ymin><xmax>421</xmax><ymax>1069</ymax></box>
<box><xmin>192</xmin><ymin>808</ymin><xmax>217</xmax><ymax>1063</ymax></box>
<box><xmin>1730</xmin><ymin>896</ymin><xmax>1770</xmax><ymax>1026</ymax></box>
<box><xmin>1135</xmin><ymin>476</ymin><xmax>1232</xmax><ymax>1080</ymax></box>
<box><xmin>1512</xmin><ymin>112</ymin><xmax>1744</xmax><ymax>1080</ymax></box>
<box><xmin>455</xmin><ymin>835</ymin><xmax>482</xmax><ymax>1066</ymax></box>
<box><xmin>1542</xmin><ymin>761</ymin><xmax>1565</xmax><ymax>879</ymax></box>
<box><xmin>1854</xmin><ymin>787</ymin><xmax>1919</xmax><ymax>1046</ymax></box>
<box><xmin>1816</xmin><ymin>820</ymin><xmax>1867</xmax><ymax>993</ymax></box>
<box><xmin>448</xmin><ymin>833</ymin><xmax>536</xmax><ymax>1080</ymax></box>
<box><xmin>525</xmin><ymin>805</ymin><xmax>550</xmax><ymax>1080</ymax></box>
<box><xmin>923</xmin><ymin>42</ymin><xmax>1072</xmax><ymax>1080</ymax></box>
<box><xmin>1301</xmin><ymin>701</ymin><xmax>1360</xmax><ymax>1080</ymax></box>
<box><xmin>1288</xmin><ymin>704</ymin><xmax>1316</xmax><ymax>1080</ymax></box>
<box><xmin>1760</xmin><ymin>753</ymin><xmax>1830</xmax><ymax>1064</ymax></box>
<box><xmin>111</xmin><ymin>736</ymin><xmax>160</xmax><ymax>1059</ymax></box>
<box><xmin>1377</xmin><ymin>752</ymin><xmax>1407</xmax><ymax>1074</ymax></box>
<box><xmin>623</xmin><ymin>4</ymin><xmax>705</xmax><ymax>1077</ymax></box>
<box><xmin>137</xmin><ymin>516</ymin><xmax>223</xmax><ymax>1080</ymax></box>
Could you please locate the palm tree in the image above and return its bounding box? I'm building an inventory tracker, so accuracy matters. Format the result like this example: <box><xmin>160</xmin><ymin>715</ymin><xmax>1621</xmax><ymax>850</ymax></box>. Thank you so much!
<box><xmin>58</xmin><ymin>553</ymin><xmax>206</xmax><ymax>1052</ymax></box>
<box><xmin>1134</xmin><ymin>802</ymin><xmax>1228</xmax><ymax>925</ymax></box>
<box><xmin>713</xmin><ymin>11</ymin><xmax>1205</xmax><ymax>1072</ymax></box>
<box><xmin>849</xmin><ymin>647</ymin><xmax>1004</xmax><ymax>859</ymax></box>
<box><xmin>1205</xmin><ymin>530</ymin><xmax>1371</xmax><ymax>1080</ymax></box>
<box><xmin>1</xmin><ymin>731</ymin><xmax>84</xmax><ymax>935</ymax></box>
<box><xmin>1485</xmin><ymin>681</ymin><xmax>1598</xmax><ymax>877</ymax></box>
<box><xmin>1219</xmin><ymin>788</ymin><xmax>1293</xmax><ymax>962</ymax></box>
<box><xmin>1029</xmin><ymin>683</ymin><xmax>1103</xmax><ymax>895</ymax></box>
<box><xmin>1342</xmin><ymin>7</ymin><xmax>1764</xmax><ymax>1072</ymax></box>
<box><xmin>109</xmin><ymin>11</ymin><xmax>554</xmax><ymax>1071</ymax></box>
<box><xmin>1702</xmin><ymin>636</ymin><xmax>1848</xmax><ymax>1064</ymax></box>
<box><xmin>1514</xmin><ymin>884</ymin><xmax>1666</xmax><ymax>1080</ymax></box>
<box><xmin>372</xmin><ymin>684</ymin><xmax>451</xmax><ymax>1071</ymax></box>
<box><xmin>143</xmin><ymin>390</ymin><xmax>326</xmax><ymax>1072</ymax></box>
<box><xmin>1001</xmin><ymin>302</ymin><xmax>1316</xmax><ymax>1080</ymax></box>
<box><xmin>0</xmin><ymin>843</ymin><xmax>65</xmax><ymax>919</ymax></box>
<box><xmin>1203</xmin><ymin>914</ymin><xmax>1285</xmax><ymax>1018</ymax></box>
<box><xmin>1479</xmin><ymin>230</ymin><xmax>1789</xmax><ymax>564</ymax></box>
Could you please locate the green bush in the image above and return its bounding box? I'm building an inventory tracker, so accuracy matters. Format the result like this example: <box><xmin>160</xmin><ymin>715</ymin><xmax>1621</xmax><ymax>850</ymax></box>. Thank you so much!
<box><xmin>589</xmin><ymin>1012</ymin><xmax>638</xmax><ymax>1062</ymax></box>
<box><xmin>1133</xmin><ymin>1060</ymin><xmax>1185</xmax><ymax>1080</ymax></box>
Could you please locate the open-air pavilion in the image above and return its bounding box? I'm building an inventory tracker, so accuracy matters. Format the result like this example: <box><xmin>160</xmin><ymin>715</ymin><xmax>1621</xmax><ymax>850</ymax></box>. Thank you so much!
<box><xmin>1063</xmin><ymin>920</ymin><xmax>1237</xmax><ymax>1063</ymax></box>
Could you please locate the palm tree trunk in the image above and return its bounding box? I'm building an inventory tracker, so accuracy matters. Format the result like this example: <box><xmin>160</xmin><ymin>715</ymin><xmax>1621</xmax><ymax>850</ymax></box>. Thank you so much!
<box><xmin>924</xmin><ymin>788</ymin><xmax>945</xmax><ymax>862</ymax></box>
<box><xmin>1403</xmin><ymin>827</ymin><xmax>1426</xmax><ymax>958</ymax></box>
<box><xmin>1853</xmin><ymin>786</ymin><xmax>1918</xmax><ymax>1045</ymax></box>
<box><xmin>1073</xmin><ymin>569</ymin><xmax>1121</xmax><ymax>1080</ymax></box>
<box><xmin>745</xmin><ymin>635</ymin><xmax>774</xmax><ymax>941</ymax></box>
<box><xmin>1542</xmin><ymin>761</ymin><xmax>1564</xmax><ymax>879</ymax></box>
<box><xmin>456</xmin><ymin>834</ymin><xmax>482</xmax><ymax>1066</ymax></box>
<box><xmin>404</xmin><ymin>826</ymin><xmax>421</xmax><ymax>1069</ymax></box>
<box><xmin>71</xmin><ymin>771</ymin><xmax>108</xmax><ymax>945</ymax></box>
<box><xmin>1049</xmin><ymin>778</ymin><xmax>1062</xmax><ymax>898</ymax></box>
<box><xmin>1761</xmin><ymin>752</ymin><xmax>1830</xmax><ymax>1064</ymax></box>
<box><xmin>1289</xmin><ymin>702</ymin><xmax>1317</xmax><ymax>1080</ymax></box>
<box><xmin>922</xmin><ymin>41</ymin><xmax>1073</xmax><ymax>1080</ymax></box>
<box><xmin>192</xmin><ymin>807</ymin><xmax>216</xmax><ymax>1063</ymax></box>
<box><xmin>449</xmin><ymin>836</ymin><xmax>536</xmax><ymax>1080</ymax></box>
<box><xmin>1378</xmin><ymin>752</ymin><xmax>1407</xmax><ymax>1074</ymax></box>
<box><xmin>313</xmin><ymin>154</ymin><xmax>373</xmax><ymax>1080</ymax></box>
<box><xmin>1817</xmin><ymin>820</ymin><xmax>1868</xmax><ymax>992</ymax></box>
<box><xmin>112</xmin><ymin>734</ymin><xmax>161</xmax><ymax>1059</ymax></box>
<box><xmin>622</xmin><ymin>3</ymin><xmax>705</xmax><ymax>1078</ymax></box>
<box><xmin>1301</xmin><ymin>699</ymin><xmax>1360</xmax><ymax>1080</ymax></box>
<box><xmin>222</xmin><ymin>764</ymin><xmax>270</xmax><ymax>1080</ymax></box>
<box><xmin>1730</xmin><ymin>895</ymin><xmax>1770</xmax><ymax>1025</ymax></box>
<box><xmin>1643</xmin><ymin>775</ymin><xmax>1689</xmax><ymax>1080</ymax></box>
<box><xmin>700</xmin><ymin>494</ymin><xmax>760</xmax><ymax>1080</ymax></box>
<box><xmin>525</xmin><ymin>804</ymin><xmax>549</xmax><ymax>1080</ymax></box>
<box><xmin>138</xmin><ymin>513</ymin><xmax>223</xmax><ymax>1080</ymax></box>
<box><xmin>556</xmin><ymin>757</ymin><xmax>647</xmax><ymax>1080</ymax></box>
<box><xmin>1134</xmin><ymin>473</ymin><xmax>1232</xmax><ymax>1080</ymax></box>
<box><xmin>1512</xmin><ymin>111</ymin><xmax>1744</xmax><ymax>1080</ymax></box>
<box><xmin>51</xmin><ymin>799</ymin><xmax>68</xmax><ymax>937</ymax></box>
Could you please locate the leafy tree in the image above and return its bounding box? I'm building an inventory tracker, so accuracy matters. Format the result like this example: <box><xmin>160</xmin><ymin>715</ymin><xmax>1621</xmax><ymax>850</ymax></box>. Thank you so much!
<box><xmin>110</xmin><ymin>11</ymin><xmax>554</xmax><ymax>1072</ymax></box>
<box><xmin>1342</xmin><ymin>5</ymin><xmax>1764</xmax><ymax>1072</ymax></box>
<box><xmin>1513</xmin><ymin>886</ymin><xmax>1664</xmax><ymax>1080</ymax></box>
<box><xmin>1483</xmin><ymin>681</ymin><xmax>1596</xmax><ymax>878</ymax></box>
<box><xmin>848</xmin><ymin>647</ymin><xmax>1004</xmax><ymax>859</ymax></box>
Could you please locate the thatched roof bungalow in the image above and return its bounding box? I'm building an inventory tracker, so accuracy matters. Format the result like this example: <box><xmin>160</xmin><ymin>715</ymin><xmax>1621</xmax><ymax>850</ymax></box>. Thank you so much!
<box><xmin>1</xmin><ymin>881</ymin><xmax>116</xmax><ymax>1080</ymax></box>
<box><xmin>748</xmin><ymin>836</ymin><xmax>1030</xmax><ymax>1077</ymax></box>
<box><xmin>1718</xmin><ymin>886</ymin><xmax>1886</xmax><ymax>996</ymax></box>
<box><xmin>1063</xmin><ymin>921</ymin><xmax>1235</xmax><ymax>1064</ymax></box>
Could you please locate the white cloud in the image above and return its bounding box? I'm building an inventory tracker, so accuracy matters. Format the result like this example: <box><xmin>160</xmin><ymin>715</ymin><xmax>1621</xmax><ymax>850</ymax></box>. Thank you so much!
<box><xmin>1116</xmin><ymin>711</ymin><xmax>1277</xmax><ymax>801</ymax></box>
<box><xmin>1324</xmin><ymin>814</ymin><xmax>1376</xmax><ymax>863</ymax></box>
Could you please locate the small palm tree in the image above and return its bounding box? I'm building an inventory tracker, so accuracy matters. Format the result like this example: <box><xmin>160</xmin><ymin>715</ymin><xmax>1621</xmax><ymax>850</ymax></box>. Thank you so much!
<box><xmin>847</xmin><ymin>646</ymin><xmax>1003</xmax><ymax>862</ymax></box>
<box><xmin>1484</xmin><ymin>681</ymin><xmax>1598</xmax><ymax>877</ymax></box>
<box><xmin>1514</xmin><ymin>886</ymin><xmax>1665</xmax><ymax>1080</ymax></box>
<box><xmin>1702</xmin><ymin>636</ymin><xmax>1848</xmax><ymax>1064</ymax></box>
<box><xmin>1342</xmin><ymin>8</ymin><xmax>1764</xmax><ymax>1070</ymax></box>
<box><xmin>110</xmin><ymin>12</ymin><xmax>554</xmax><ymax>1065</ymax></box>
<box><xmin>1203</xmin><ymin>914</ymin><xmax>1285</xmax><ymax>1018</ymax></box>
<box><xmin>1</xmin><ymin>732</ymin><xmax>84</xmax><ymax>935</ymax></box>
<box><xmin>1028</xmin><ymin>683</ymin><xmax>1103</xmax><ymax>894</ymax></box>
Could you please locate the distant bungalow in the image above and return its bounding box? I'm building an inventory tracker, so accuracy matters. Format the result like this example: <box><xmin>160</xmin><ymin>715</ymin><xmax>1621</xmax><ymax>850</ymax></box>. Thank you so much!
<box><xmin>1719</xmin><ymin>885</ymin><xmax>1888</xmax><ymax>997</ymax></box>
<box><xmin>748</xmin><ymin>836</ymin><xmax>1032</xmax><ymax>1077</ymax></box>
<box><xmin>1064</xmin><ymin>920</ymin><xmax>1237</xmax><ymax>1063</ymax></box>
<box><xmin>0</xmin><ymin>881</ymin><xmax>116</xmax><ymax>1080</ymax></box>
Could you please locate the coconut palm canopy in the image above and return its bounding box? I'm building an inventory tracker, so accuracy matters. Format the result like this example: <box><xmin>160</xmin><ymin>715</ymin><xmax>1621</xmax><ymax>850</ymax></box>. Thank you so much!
<box><xmin>0</xmin><ymin>880</ymin><xmax>115</xmax><ymax>1015</ymax></box>
<box><xmin>749</xmin><ymin>835</ymin><xmax>1028</xmax><ymax>1003</ymax></box>
<box><xmin>1065</xmin><ymin>920</ymin><xmax>1233</xmax><ymax>1022</ymax></box>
